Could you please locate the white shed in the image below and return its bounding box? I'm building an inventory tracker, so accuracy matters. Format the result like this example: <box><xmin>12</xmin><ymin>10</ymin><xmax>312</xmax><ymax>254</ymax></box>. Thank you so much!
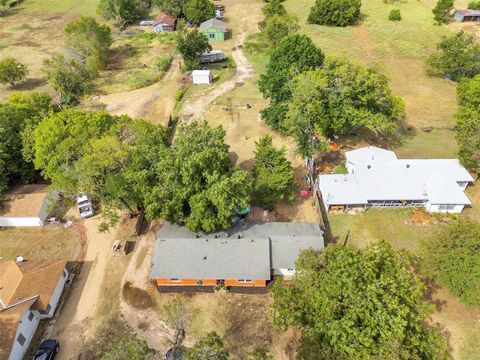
<box><xmin>0</xmin><ymin>185</ymin><xmax>56</xmax><ymax>227</ymax></box>
<box><xmin>192</xmin><ymin>70</ymin><xmax>212</xmax><ymax>85</ymax></box>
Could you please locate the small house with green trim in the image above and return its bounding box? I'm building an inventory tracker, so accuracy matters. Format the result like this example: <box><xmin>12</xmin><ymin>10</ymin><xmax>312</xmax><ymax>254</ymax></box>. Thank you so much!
<box><xmin>199</xmin><ymin>18</ymin><xmax>228</xmax><ymax>41</ymax></box>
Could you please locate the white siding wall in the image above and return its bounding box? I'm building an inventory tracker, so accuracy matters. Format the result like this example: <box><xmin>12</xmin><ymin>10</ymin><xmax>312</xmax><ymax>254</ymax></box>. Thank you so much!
<box><xmin>0</xmin><ymin>217</ymin><xmax>44</xmax><ymax>227</ymax></box>
<box><xmin>426</xmin><ymin>203</ymin><xmax>465</xmax><ymax>214</ymax></box>
<box><xmin>43</xmin><ymin>268</ymin><xmax>68</xmax><ymax>318</ymax></box>
<box><xmin>8</xmin><ymin>310</ymin><xmax>40</xmax><ymax>360</ymax></box>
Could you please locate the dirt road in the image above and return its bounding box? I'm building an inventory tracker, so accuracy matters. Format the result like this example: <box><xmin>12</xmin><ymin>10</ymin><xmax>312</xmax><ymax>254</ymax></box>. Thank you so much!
<box><xmin>179</xmin><ymin>32</ymin><xmax>255</xmax><ymax>122</ymax></box>
<box><xmin>98</xmin><ymin>54</ymin><xmax>184</xmax><ymax>125</ymax></box>
<box><xmin>51</xmin><ymin>215</ymin><xmax>115</xmax><ymax>359</ymax></box>
<box><xmin>119</xmin><ymin>229</ymin><xmax>172</xmax><ymax>353</ymax></box>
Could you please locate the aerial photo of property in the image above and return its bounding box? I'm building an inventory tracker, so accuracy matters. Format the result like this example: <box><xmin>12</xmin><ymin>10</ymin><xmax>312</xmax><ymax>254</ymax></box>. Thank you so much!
<box><xmin>1</xmin><ymin>0</ymin><xmax>480</xmax><ymax>359</ymax></box>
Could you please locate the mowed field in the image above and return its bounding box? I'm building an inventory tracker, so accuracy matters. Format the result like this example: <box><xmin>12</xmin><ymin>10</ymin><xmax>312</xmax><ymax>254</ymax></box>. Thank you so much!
<box><xmin>0</xmin><ymin>0</ymin><xmax>99</xmax><ymax>99</ymax></box>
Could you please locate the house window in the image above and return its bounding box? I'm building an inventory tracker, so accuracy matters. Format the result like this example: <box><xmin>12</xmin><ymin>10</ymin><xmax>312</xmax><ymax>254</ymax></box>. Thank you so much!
<box><xmin>439</xmin><ymin>204</ymin><xmax>455</xmax><ymax>210</ymax></box>
<box><xmin>17</xmin><ymin>333</ymin><xmax>26</xmax><ymax>346</ymax></box>
<box><xmin>238</xmin><ymin>279</ymin><xmax>253</xmax><ymax>283</ymax></box>
<box><xmin>209</xmin><ymin>33</ymin><xmax>216</xmax><ymax>39</ymax></box>
<box><xmin>28</xmin><ymin>312</ymin><xmax>34</xmax><ymax>321</ymax></box>
<box><xmin>457</xmin><ymin>181</ymin><xmax>468</xmax><ymax>188</ymax></box>
<box><xmin>170</xmin><ymin>278</ymin><xmax>180</xmax><ymax>282</ymax></box>
<box><xmin>287</xmin><ymin>269</ymin><xmax>294</xmax><ymax>272</ymax></box>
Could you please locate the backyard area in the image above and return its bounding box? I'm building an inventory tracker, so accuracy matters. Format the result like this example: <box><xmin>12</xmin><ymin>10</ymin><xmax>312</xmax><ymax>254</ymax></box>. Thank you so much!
<box><xmin>0</xmin><ymin>224</ymin><xmax>83</xmax><ymax>261</ymax></box>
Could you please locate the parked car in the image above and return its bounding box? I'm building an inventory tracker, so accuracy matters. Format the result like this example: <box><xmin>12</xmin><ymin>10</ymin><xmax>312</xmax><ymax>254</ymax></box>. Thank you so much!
<box><xmin>77</xmin><ymin>194</ymin><xmax>95</xmax><ymax>218</ymax></box>
<box><xmin>33</xmin><ymin>339</ymin><xmax>59</xmax><ymax>360</ymax></box>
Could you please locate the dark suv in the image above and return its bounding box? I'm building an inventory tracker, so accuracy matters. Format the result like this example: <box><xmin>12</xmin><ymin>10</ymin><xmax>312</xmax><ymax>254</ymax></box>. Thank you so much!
<box><xmin>33</xmin><ymin>339</ymin><xmax>59</xmax><ymax>360</ymax></box>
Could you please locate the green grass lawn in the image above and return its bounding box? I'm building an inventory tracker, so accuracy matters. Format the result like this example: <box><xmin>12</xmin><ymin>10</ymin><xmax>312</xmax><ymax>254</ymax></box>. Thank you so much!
<box><xmin>15</xmin><ymin>0</ymin><xmax>99</xmax><ymax>15</ymax></box>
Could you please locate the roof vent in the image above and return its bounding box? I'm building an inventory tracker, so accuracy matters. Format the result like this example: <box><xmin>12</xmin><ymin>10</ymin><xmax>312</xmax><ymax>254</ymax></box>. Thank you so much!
<box><xmin>203</xmin><ymin>256</ymin><xmax>207</xmax><ymax>260</ymax></box>
<box><xmin>406</xmin><ymin>164</ymin><xmax>410</xmax><ymax>169</ymax></box>
<box><xmin>214</xmin><ymin>234</ymin><xmax>218</xmax><ymax>238</ymax></box>
<box><xmin>195</xmin><ymin>234</ymin><xmax>200</xmax><ymax>238</ymax></box>
<box><xmin>367</xmin><ymin>165</ymin><xmax>371</xmax><ymax>169</ymax></box>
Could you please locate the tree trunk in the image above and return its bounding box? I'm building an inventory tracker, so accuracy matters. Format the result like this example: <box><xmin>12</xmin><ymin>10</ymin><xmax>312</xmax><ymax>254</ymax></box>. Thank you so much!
<box><xmin>118</xmin><ymin>197</ymin><xmax>136</xmax><ymax>216</ymax></box>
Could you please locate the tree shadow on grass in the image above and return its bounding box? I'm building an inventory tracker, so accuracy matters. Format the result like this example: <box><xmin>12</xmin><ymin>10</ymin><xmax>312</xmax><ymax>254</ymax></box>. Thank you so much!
<box><xmin>16</xmin><ymin>77</ymin><xmax>48</xmax><ymax>91</ymax></box>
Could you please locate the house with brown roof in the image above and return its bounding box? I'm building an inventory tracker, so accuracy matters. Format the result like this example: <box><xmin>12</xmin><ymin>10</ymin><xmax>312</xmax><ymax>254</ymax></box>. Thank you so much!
<box><xmin>153</xmin><ymin>13</ymin><xmax>176</xmax><ymax>32</ymax></box>
<box><xmin>0</xmin><ymin>260</ymin><xmax>68</xmax><ymax>360</ymax></box>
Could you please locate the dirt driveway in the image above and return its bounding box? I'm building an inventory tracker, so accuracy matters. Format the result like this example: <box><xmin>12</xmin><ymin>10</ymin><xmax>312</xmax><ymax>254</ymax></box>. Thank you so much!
<box><xmin>179</xmin><ymin>33</ymin><xmax>255</xmax><ymax>122</ymax></box>
<box><xmin>51</xmin><ymin>214</ymin><xmax>116</xmax><ymax>359</ymax></box>
<box><xmin>97</xmin><ymin>53</ymin><xmax>184</xmax><ymax>126</ymax></box>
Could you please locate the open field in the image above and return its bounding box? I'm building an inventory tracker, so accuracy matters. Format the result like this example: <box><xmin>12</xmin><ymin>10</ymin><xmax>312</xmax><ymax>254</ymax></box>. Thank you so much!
<box><xmin>0</xmin><ymin>224</ymin><xmax>82</xmax><ymax>261</ymax></box>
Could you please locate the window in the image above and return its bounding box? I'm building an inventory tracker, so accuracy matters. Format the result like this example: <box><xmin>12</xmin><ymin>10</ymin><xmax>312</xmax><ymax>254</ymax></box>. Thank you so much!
<box><xmin>439</xmin><ymin>204</ymin><xmax>455</xmax><ymax>210</ymax></box>
<box><xmin>170</xmin><ymin>278</ymin><xmax>180</xmax><ymax>282</ymax></box>
<box><xmin>238</xmin><ymin>279</ymin><xmax>253</xmax><ymax>283</ymax></box>
<box><xmin>28</xmin><ymin>312</ymin><xmax>34</xmax><ymax>321</ymax></box>
<box><xmin>457</xmin><ymin>181</ymin><xmax>468</xmax><ymax>188</ymax></box>
<box><xmin>39</xmin><ymin>304</ymin><xmax>52</xmax><ymax>315</ymax></box>
<box><xmin>287</xmin><ymin>269</ymin><xmax>295</xmax><ymax>272</ymax></box>
<box><xmin>17</xmin><ymin>333</ymin><xmax>26</xmax><ymax>346</ymax></box>
<box><xmin>209</xmin><ymin>33</ymin><xmax>216</xmax><ymax>39</ymax></box>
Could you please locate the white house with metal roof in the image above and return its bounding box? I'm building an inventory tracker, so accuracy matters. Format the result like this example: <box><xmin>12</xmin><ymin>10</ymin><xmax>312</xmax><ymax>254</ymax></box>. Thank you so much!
<box><xmin>319</xmin><ymin>146</ymin><xmax>474</xmax><ymax>214</ymax></box>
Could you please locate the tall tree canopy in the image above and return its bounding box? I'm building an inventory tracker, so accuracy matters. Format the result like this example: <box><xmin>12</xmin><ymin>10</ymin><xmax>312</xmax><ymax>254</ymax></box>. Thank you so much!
<box><xmin>455</xmin><ymin>75</ymin><xmax>480</xmax><ymax>173</ymax></box>
<box><xmin>144</xmin><ymin>122</ymin><xmax>252</xmax><ymax>232</ymax></box>
<box><xmin>287</xmin><ymin>59</ymin><xmax>404</xmax><ymax>157</ymax></box>
<box><xmin>308</xmin><ymin>0</ymin><xmax>361</xmax><ymax>26</ymax></box>
<box><xmin>422</xmin><ymin>220</ymin><xmax>480</xmax><ymax>306</ymax></box>
<box><xmin>0</xmin><ymin>92</ymin><xmax>52</xmax><ymax>202</ymax></box>
<box><xmin>427</xmin><ymin>31</ymin><xmax>480</xmax><ymax>81</ymax></box>
<box><xmin>261</xmin><ymin>14</ymin><xmax>299</xmax><ymax>48</ymax></box>
<box><xmin>253</xmin><ymin>135</ymin><xmax>294</xmax><ymax>210</ymax></box>
<box><xmin>271</xmin><ymin>242</ymin><xmax>448</xmax><ymax>359</ymax></box>
<box><xmin>33</xmin><ymin>109</ymin><xmax>167</xmax><ymax>226</ymax></box>
<box><xmin>97</xmin><ymin>0</ymin><xmax>150</xmax><ymax>27</ymax></box>
<box><xmin>154</xmin><ymin>0</ymin><xmax>188</xmax><ymax>17</ymax></box>
<box><xmin>432</xmin><ymin>0</ymin><xmax>454</xmax><ymax>25</ymax></box>
<box><xmin>183</xmin><ymin>0</ymin><xmax>215</xmax><ymax>24</ymax></box>
<box><xmin>259</xmin><ymin>34</ymin><xmax>324</xmax><ymax>130</ymax></box>
<box><xmin>64</xmin><ymin>16</ymin><xmax>112</xmax><ymax>71</ymax></box>
<box><xmin>177</xmin><ymin>29</ymin><xmax>212</xmax><ymax>70</ymax></box>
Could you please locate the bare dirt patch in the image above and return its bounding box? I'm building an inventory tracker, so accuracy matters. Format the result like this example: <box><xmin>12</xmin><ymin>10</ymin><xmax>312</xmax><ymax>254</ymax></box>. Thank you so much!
<box><xmin>122</xmin><ymin>281</ymin><xmax>156</xmax><ymax>310</ymax></box>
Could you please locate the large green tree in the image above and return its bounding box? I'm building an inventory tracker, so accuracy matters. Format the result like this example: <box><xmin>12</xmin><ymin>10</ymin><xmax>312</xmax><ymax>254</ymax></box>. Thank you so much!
<box><xmin>427</xmin><ymin>31</ymin><xmax>480</xmax><ymax>81</ymax></box>
<box><xmin>42</xmin><ymin>54</ymin><xmax>94</xmax><ymax>104</ymax></box>
<box><xmin>184</xmin><ymin>332</ymin><xmax>229</xmax><ymax>360</ymax></box>
<box><xmin>308</xmin><ymin>0</ymin><xmax>361</xmax><ymax>26</ymax></box>
<box><xmin>0</xmin><ymin>92</ymin><xmax>52</xmax><ymax>201</ymax></box>
<box><xmin>97</xmin><ymin>0</ymin><xmax>150</xmax><ymax>28</ymax></box>
<box><xmin>154</xmin><ymin>0</ymin><xmax>188</xmax><ymax>17</ymax></box>
<box><xmin>65</xmin><ymin>16</ymin><xmax>112</xmax><ymax>71</ymax></box>
<box><xmin>183</xmin><ymin>0</ymin><xmax>215</xmax><ymax>24</ymax></box>
<box><xmin>33</xmin><ymin>109</ymin><xmax>167</xmax><ymax>226</ymax></box>
<box><xmin>286</xmin><ymin>59</ymin><xmax>404</xmax><ymax>157</ymax></box>
<box><xmin>177</xmin><ymin>29</ymin><xmax>212</xmax><ymax>70</ymax></box>
<box><xmin>262</xmin><ymin>14</ymin><xmax>299</xmax><ymax>48</ymax></box>
<box><xmin>144</xmin><ymin>122</ymin><xmax>252</xmax><ymax>232</ymax></box>
<box><xmin>455</xmin><ymin>75</ymin><xmax>480</xmax><ymax>173</ymax></box>
<box><xmin>0</xmin><ymin>57</ymin><xmax>28</xmax><ymax>89</ymax></box>
<box><xmin>271</xmin><ymin>241</ymin><xmax>448</xmax><ymax>359</ymax></box>
<box><xmin>259</xmin><ymin>34</ymin><xmax>324</xmax><ymax>131</ymax></box>
<box><xmin>432</xmin><ymin>0</ymin><xmax>454</xmax><ymax>25</ymax></box>
<box><xmin>253</xmin><ymin>135</ymin><xmax>294</xmax><ymax>210</ymax></box>
<box><xmin>422</xmin><ymin>220</ymin><xmax>480</xmax><ymax>306</ymax></box>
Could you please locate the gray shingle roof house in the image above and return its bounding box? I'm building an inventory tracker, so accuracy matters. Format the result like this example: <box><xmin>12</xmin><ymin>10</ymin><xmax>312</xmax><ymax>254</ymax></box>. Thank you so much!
<box><xmin>151</xmin><ymin>222</ymin><xmax>324</xmax><ymax>288</ymax></box>
<box><xmin>319</xmin><ymin>146</ymin><xmax>474</xmax><ymax>214</ymax></box>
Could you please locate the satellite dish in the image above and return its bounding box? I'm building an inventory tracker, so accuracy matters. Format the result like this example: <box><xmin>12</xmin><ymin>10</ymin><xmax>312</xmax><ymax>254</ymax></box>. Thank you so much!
<box><xmin>16</xmin><ymin>256</ymin><xmax>24</xmax><ymax>263</ymax></box>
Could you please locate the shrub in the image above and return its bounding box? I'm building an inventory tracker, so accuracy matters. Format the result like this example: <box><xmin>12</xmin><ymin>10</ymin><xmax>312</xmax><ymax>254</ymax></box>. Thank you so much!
<box><xmin>388</xmin><ymin>8</ymin><xmax>401</xmax><ymax>21</ymax></box>
<box><xmin>422</xmin><ymin>220</ymin><xmax>480</xmax><ymax>305</ymax></box>
<box><xmin>157</xmin><ymin>56</ymin><xmax>171</xmax><ymax>72</ymax></box>
<box><xmin>175</xmin><ymin>87</ymin><xmax>185</xmax><ymax>101</ymax></box>
<box><xmin>0</xmin><ymin>57</ymin><xmax>28</xmax><ymax>88</ymax></box>
<box><xmin>308</xmin><ymin>0</ymin><xmax>362</xmax><ymax>27</ymax></box>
